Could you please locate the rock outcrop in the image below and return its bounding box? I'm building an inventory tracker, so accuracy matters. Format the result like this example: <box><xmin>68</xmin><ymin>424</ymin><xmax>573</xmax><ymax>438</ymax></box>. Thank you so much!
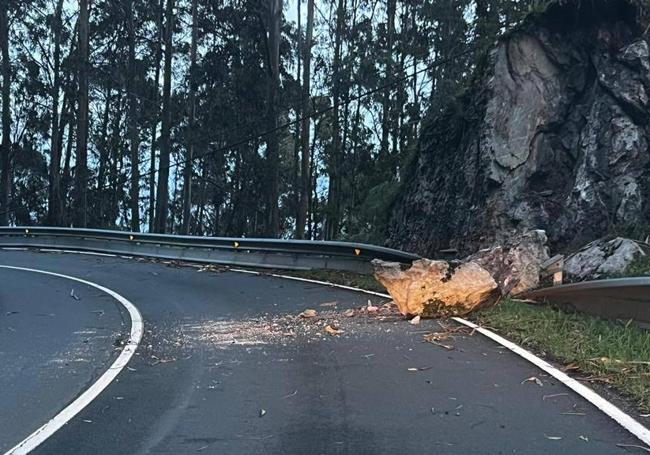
<box><xmin>389</xmin><ymin>0</ymin><xmax>650</xmax><ymax>257</ymax></box>
<box><xmin>372</xmin><ymin>259</ymin><xmax>500</xmax><ymax>317</ymax></box>
<box><xmin>464</xmin><ymin>230</ymin><xmax>550</xmax><ymax>295</ymax></box>
<box><xmin>564</xmin><ymin>237</ymin><xmax>649</xmax><ymax>280</ymax></box>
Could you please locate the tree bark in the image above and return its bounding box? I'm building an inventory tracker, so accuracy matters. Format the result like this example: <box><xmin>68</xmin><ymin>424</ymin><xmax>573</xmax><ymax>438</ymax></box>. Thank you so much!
<box><xmin>127</xmin><ymin>0</ymin><xmax>141</xmax><ymax>231</ymax></box>
<box><xmin>73</xmin><ymin>0</ymin><xmax>89</xmax><ymax>227</ymax></box>
<box><xmin>182</xmin><ymin>0</ymin><xmax>198</xmax><ymax>234</ymax></box>
<box><xmin>0</xmin><ymin>1</ymin><xmax>11</xmax><ymax>225</ymax></box>
<box><xmin>154</xmin><ymin>0</ymin><xmax>174</xmax><ymax>233</ymax></box>
<box><xmin>296</xmin><ymin>0</ymin><xmax>314</xmax><ymax>239</ymax></box>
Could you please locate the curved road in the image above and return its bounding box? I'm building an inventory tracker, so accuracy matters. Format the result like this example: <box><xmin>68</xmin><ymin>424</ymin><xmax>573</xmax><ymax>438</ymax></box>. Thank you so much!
<box><xmin>0</xmin><ymin>249</ymin><xmax>646</xmax><ymax>454</ymax></box>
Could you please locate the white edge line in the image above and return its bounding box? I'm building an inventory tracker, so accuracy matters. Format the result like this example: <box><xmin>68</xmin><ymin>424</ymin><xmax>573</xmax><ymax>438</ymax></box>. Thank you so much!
<box><xmin>451</xmin><ymin>317</ymin><xmax>650</xmax><ymax>446</ymax></box>
<box><xmin>230</xmin><ymin>268</ymin><xmax>650</xmax><ymax>447</ymax></box>
<box><xmin>1</xmin><ymin>265</ymin><xmax>143</xmax><ymax>455</ymax></box>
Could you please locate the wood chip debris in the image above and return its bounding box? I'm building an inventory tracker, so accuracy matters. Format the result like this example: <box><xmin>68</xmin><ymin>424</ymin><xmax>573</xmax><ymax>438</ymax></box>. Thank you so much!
<box><xmin>324</xmin><ymin>325</ymin><xmax>342</xmax><ymax>336</ymax></box>
<box><xmin>299</xmin><ymin>309</ymin><xmax>318</xmax><ymax>318</ymax></box>
<box><xmin>521</xmin><ymin>376</ymin><xmax>543</xmax><ymax>387</ymax></box>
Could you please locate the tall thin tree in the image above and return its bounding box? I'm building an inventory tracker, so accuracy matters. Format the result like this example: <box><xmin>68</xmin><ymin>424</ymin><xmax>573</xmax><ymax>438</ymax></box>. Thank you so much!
<box><xmin>325</xmin><ymin>0</ymin><xmax>345</xmax><ymax>240</ymax></box>
<box><xmin>154</xmin><ymin>0</ymin><xmax>174</xmax><ymax>233</ymax></box>
<box><xmin>296</xmin><ymin>0</ymin><xmax>314</xmax><ymax>239</ymax></box>
<box><xmin>47</xmin><ymin>0</ymin><xmax>65</xmax><ymax>226</ymax></box>
<box><xmin>73</xmin><ymin>0</ymin><xmax>90</xmax><ymax>227</ymax></box>
<box><xmin>0</xmin><ymin>0</ymin><xmax>10</xmax><ymax>226</ymax></box>
<box><xmin>149</xmin><ymin>0</ymin><xmax>164</xmax><ymax>232</ymax></box>
<box><xmin>127</xmin><ymin>0</ymin><xmax>141</xmax><ymax>231</ymax></box>
<box><xmin>182</xmin><ymin>0</ymin><xmax>198</xmax><ymax>234</ymax></box>
<box><xmin>264</xmin><ymin>0</ymin><xmax>282</xmax><ymax>237</ymax></box>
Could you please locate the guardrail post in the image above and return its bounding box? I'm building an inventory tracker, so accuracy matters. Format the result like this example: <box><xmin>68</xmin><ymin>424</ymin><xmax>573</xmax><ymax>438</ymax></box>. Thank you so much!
<box><xmin>541</xmin><ymin>254</ymin><xmax>564</xmax><ymax>286</ymax></box>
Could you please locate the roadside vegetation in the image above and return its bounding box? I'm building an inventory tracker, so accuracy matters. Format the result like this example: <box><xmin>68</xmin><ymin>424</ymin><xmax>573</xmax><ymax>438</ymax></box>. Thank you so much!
<box><xmin>611</xmin><ymin>255</ymin><xmax>650</xmax><ymax>278</ymax></box>
<box><xmin>474</xmin><ymin>300</ymin><xmax>650</xmax><ymax>412</ymax></box>
<box><xmin>275</xmin><ymin>268</ymin><xmax>650</xmax><ymax>413</ymax></box>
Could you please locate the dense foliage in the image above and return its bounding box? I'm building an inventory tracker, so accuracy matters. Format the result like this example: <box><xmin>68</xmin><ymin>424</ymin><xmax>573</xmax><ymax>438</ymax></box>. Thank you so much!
<box><xmin>0</xmin><ymin>0</ymin><xmax>531</xmax><ymax>240</ymax></box>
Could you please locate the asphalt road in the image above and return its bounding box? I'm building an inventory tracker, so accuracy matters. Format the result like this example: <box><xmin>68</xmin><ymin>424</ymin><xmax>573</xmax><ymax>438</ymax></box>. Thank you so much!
<box><xmin>0</xmin><ymin>249</ymin><xmax>646</xmax><ymax>454</ymax></box>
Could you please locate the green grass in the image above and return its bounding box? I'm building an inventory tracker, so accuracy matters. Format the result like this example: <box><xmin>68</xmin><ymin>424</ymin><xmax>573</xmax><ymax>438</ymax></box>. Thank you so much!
<box><xmin>474</xmin><ymin>299</ymin><xmax>650</xmax><ymax>412</ymax></box>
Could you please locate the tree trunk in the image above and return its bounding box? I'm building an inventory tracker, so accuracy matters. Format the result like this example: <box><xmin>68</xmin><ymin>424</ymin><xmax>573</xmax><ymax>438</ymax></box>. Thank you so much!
<box><xmin>149</xmin><ymin>0</ymin><xmax>164</xmax><ymax>232</ymax></box>
<box><xmin>0</xmin><ymin>1</ymin><xmax>11</xmax><ymax>225</ymax></box>
<box><xmin>380</xmin><ymin>0</ymin><xmax>395</xmax><ymax>157</ymax></box>
<box><xmin>182</xmin><ymin>0</ymin><xmax>198</xmax><ymax>234</ymax></box>
<box><xmin>96</xmin><ymin>86</ymin><xmax>113</xmax><ymax>226</ymax></box>
<box><xmin>264</xmin><ymin>0</ymin><xmax>282</xmax><ymax>237</ymax></box>
<box><xmin>108</xmin><ymin>93</ymin><xmax>124</xmax><ymax>227</ymax></box>
<box><xmin>47</xmin><ymin>0</ymin><xmax>65</xmax><ymax>226</ymax></box>
<box><xmin>296</xmin><ymin>0</ymin><xmax>314</xmax><ymax>239</ymax></box>
<box><xmin>154</xmin><ymin>0</ymin><xmax>174</xmax><ymax>233</ymax></box>
<box><xmin>73</xmin><ymin>0</ymin><xmax>89</xmax><ymax>227</ymax></box>
<box><xmin>325</xmin><ymin>0</ymin><xmax>345</xmax><ymax>240</ymax></box>
<box><xmin>127</xmin><ymin>0</ymin><xmax>140</xmax><ymax>231</ymax></box>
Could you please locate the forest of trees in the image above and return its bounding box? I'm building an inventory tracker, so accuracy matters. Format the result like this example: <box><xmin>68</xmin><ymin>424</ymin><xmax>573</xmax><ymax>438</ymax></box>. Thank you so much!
<box><xmin>0</xmin><ymin>0</ymin><xmax>532</xmax><ymax>241</ymax></box>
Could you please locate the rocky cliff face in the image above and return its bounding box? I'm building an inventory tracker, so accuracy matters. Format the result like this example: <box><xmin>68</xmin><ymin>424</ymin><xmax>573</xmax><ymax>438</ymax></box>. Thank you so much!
<box><xmin>389</xmin><ymin>0</ymin><xmax>650</xmax><ymax>257</ymax></box>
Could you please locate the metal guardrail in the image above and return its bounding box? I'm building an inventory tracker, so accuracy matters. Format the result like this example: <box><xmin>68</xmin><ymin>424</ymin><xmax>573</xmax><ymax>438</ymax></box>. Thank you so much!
<box><xmin>519</xmin><ymin>277</ymin><xmax>650</xmax><ymax>324</ymax></box>
<box><xmin>0</xmin><ymin>226</ymin><xmax>419</xmax><ymax>274</ymax></box>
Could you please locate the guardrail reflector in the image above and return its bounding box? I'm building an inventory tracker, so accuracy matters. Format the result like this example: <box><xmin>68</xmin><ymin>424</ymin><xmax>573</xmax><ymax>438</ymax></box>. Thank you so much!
<box><xmin>354</xmin><ymin>248</ymin><xmax>361</xmax><ymax>256</ymax></box>
<box><xmin>129</xmin><ymin>235</ymin><xmax>134</xmax><ymax>241</ymax></box>
<box><xmin>25</xmin><ymin>229</ymin><xmax>29</xmax><ymax>234</ymax></box>
<box><xmin>234</xmin><ymin>241</ymin><xmax>240</xmax><ymax>249</ymax></box>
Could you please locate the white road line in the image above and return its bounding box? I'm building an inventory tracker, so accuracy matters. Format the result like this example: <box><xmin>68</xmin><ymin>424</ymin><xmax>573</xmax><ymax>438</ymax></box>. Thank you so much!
<box><xmin>451</xmin><ymin>317</ymin><xmax>650</xmax><ymax>446</ymax></box>
<box><xmin>0</xmin><ymin>265</ymin><xmax>144</xmax><ymax>455</ymax></box>
<box><xmin>231</xmin><ymin>268</ymin><xmax>650</xmax><ymax>447</ymax></box>
<box><xmin>229</xmin><ymin>268</ymin><xmax>391</xmax><ymax>298</ymax></box>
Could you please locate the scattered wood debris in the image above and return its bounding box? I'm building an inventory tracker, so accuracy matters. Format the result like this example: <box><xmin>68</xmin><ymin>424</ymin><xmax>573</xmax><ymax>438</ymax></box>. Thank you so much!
<box><xmin>299</xmin><ymin>309</ymin><xmax>318</xmax><ymax>318</ymax></box>
<box><xmin>521</xmin><ymin>376</ymin><xmax>544</xmax><ymax>387</ymax></box>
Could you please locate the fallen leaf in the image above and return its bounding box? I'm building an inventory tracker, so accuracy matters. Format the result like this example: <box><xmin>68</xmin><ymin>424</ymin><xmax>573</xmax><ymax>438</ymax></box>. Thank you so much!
<box><xmin>521</xmin><ymin>376</ymin><xmax>543</xmax><ymax>387</ymax></box>
<box><xmin>343</xmin><ymin>309</ymin><xmax>355</xmax><ymax>317</ymax></box>
<box><xmin>319</xmin><ymin>301</ymin><xmax>338</xmax><ymax>308</ymax></box>
<box><xmin>282</xmin><ymin>390</ymin><xmax>298</xmax><ymax>399</ymax></box>
<box><xmin>325</xmin><ymin>325</ymin><xmax>342</xmax><ymax>336</ymax></box>
<box><xmin>410</xmin><ymin>316</ymin><xmax>421</xmax><ymax>325</ymax></box>
<box><xmin>579</xmin><ymin>435</ymin><xmax>589</xmax><ymax>442</ymax></box>
<box><xmin>259</xmin><ymin>409</ymin><xmax>266</xmax><ymax>417</ymax></box>
<box><xmin>70</xmin><ymin>289</ymin><xmax>80</xmax><ymax>301</ymax></box>
<box><xmin>299</xmin><ymin>309</ymin><xmax>317</xmax><ymax>318</ymax></box>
